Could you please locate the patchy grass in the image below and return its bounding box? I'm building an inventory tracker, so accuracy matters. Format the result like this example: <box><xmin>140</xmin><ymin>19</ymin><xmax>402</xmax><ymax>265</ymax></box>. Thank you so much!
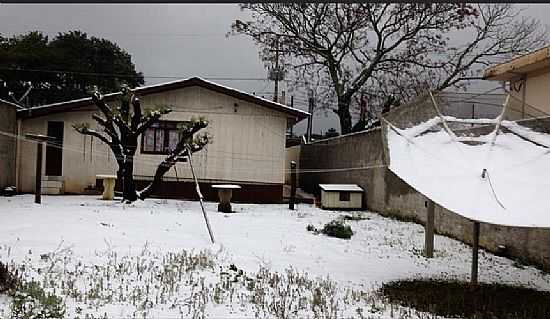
<box><xmin>380</xmin><ymin>279</ymin><xmax>550</xmax><ymax>319</ymax></box>
<box><xmin>10</xmin><ymin>281</ymin><xmax>65</xmax><ymax>319</ymax></box>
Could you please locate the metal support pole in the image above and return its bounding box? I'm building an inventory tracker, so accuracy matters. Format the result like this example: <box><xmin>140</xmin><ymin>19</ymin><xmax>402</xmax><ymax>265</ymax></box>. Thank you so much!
<box><xmin>186</xmin><ymin>147</ymin><xmax>215</xmax><ymax>244</ymax></box>
<box><xmin>471</xmin><ymin>104</ymin><xmax>475</xmax><ymax>127</ymax></box>
<box><xmin>424</xmin><ymin>199</ymin><xmax>435</xmax><ymax>258</ymax></box>
<box><xmin>471</xmin><ymin>221</ymin><xmax>480</xmax><ymax>285</ymax></box>
<box><xmin>289</xmin><ymin>161</ymin><xmax>297</xmax><ymax>210</ymax></box>
<box><xmin>35</xmin><ymin>141</ymin><xmax>43</xmax><ymax>204</ymax></box>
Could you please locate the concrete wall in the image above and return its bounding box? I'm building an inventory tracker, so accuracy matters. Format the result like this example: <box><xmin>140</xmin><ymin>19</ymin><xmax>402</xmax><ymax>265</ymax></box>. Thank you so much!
<box><xmin>0</xmin><ymin>101</ymin><xmax>16</xmax><ymax>189</ymax></box>
<box><xmin>18</xmin><ymin>86</ymin><xmax>289</xmax><ymax>194</ymax></box>
<box><xmin>299</xmin><ymin>108</ymin><xmax>550</xmax><ymax>271</ymax></box>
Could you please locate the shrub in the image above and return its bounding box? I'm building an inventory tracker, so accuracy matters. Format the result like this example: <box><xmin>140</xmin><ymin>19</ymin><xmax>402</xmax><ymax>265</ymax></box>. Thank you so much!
<box><xmin>0</xmin><ymin>261</ymin><xmax>20</xmax><ymax>293</ymax></box>
<box><xmin>321</xmin><ymin>219</ymin><xmax>353</xmax><ymax>239</ymax></box>
<box><xmin>306</xmin><ymin>224</ymin><xmax>318</xmax><ymax>233</ymax></box>
<box><xmin>343</xmin><ymin>213</ymin><xmax>369</xmax><ymax>221</ymax></box>
<box><xmin>10</xmin><ymin>281</ymin><xmax>65</xmax><ymax>319</ymax></box>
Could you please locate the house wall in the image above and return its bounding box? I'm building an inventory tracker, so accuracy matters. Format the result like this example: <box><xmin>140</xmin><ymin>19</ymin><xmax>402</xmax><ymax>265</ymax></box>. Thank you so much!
<box><xmin>18</xmin><ymin>86</ymin><xmax>288</xmax><ymax>201</ymax></box>
<box><xmin>0</xmin><ymin>102</ymin><xmax>16</xmax><ymax>188</ymax></box>
<box><xmin>299</xmin><ymin>112</ymin><xmax>550</xmax><ymax>271</ymax></box>
<box><xmin>509</xmin><ymin>70</ymin><xmax>550</xmax><ymax>119</ymax></box>
<box><xmin>320</xmin><ymin>191</ymin><xmax>362</xmax><ymax>209</ymax></box>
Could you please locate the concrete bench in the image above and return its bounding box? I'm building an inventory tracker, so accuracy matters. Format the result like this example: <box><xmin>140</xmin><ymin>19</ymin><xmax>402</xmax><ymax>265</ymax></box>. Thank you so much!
<box><xmin>96</xmin><ymin>175</ymin><xmax>117</xmax><ymax>200</ymax></box>
<box><xmin>211</xmin><ymin>184</ymin><xmax>241</xmax><ymax>213</ymax></box>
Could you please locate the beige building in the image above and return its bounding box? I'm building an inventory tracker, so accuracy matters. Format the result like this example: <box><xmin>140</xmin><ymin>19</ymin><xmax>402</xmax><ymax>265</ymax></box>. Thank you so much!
<box><xmin>484</xmin><ymin>46</ymin><xmax>550</xmax><ymax>119</ymax></box>
<box><xmin>16</xmin><ymin>77</ymin><xmax>308</xmax><ymax>202</ymax></box>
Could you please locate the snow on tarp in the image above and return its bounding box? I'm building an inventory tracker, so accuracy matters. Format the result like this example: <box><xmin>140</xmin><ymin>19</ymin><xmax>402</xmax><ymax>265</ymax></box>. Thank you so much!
<box><xmin>387</xmin><ymin>118</ymin><xmax>550</xmax><ymax>228</ymax></box>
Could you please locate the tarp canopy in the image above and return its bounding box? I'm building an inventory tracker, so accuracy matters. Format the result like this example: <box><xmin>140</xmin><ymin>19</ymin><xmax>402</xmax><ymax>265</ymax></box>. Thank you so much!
<box><xmin>386</xmin><ymin>116</ymin><xmax>550</xmax><ymax>228</ymax></box>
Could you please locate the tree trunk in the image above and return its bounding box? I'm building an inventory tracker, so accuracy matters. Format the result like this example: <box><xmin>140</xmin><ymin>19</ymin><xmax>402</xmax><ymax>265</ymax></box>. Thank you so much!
<box><xmin>122</xmin><ymin>157</ymin><xmax>137</xmax><ymax>202</ymax></box>
<box><xmin>138</xmin><ymin>161</ymin><xmax>172</xmax><ymax>200</ymax></box>
<box><xmin>337</xmin><ymin>97</ymin><xmax>352</xmax><ymax>135</ymax></box>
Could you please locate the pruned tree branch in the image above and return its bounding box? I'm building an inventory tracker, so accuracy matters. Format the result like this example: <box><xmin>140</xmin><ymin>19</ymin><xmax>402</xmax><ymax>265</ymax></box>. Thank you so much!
<box><xmin>231</xmin><ymin>3</ymin><xmax>546</xmax><ymax>134</ymax></box>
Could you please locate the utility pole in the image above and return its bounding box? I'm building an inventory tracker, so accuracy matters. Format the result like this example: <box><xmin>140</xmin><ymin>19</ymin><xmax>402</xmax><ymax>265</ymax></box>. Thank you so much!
<box><xmin>289</xmin><ymin>95</ymin><xmax>294</xmax><ymax>136</ymax></box>
<box><xmin>268</xmin><ymin>35</ymin><xmax>286</xmax><ymax>103</ymax></box>
<box><xmin>306</xmin><ymin>89</ymin><xmax>315</xmax><ymax>143</ymax></box>
<box><xmin>273</xmin><ymin>38</ymin><xmax>280</xmax><ymax>103</ymax></box>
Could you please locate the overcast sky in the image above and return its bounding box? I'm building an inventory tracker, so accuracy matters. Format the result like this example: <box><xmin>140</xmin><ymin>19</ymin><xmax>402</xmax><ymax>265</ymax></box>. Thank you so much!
<box><xmin>0</xmin><ymin>3</ymin><xmax>548</xmax><ymax>134</ymax></box>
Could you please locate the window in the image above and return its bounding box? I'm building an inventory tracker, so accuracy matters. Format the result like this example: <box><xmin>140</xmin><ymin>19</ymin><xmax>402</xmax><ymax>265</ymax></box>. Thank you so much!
<box><xmin>339</xmin><ymin>191</ymin><xmax>350</xmax><ymax>202</ymax></box>
<box><xmin>141</xmin><ymin>121</ymin><xmax>188</xmax><ymax>154</ymax></box>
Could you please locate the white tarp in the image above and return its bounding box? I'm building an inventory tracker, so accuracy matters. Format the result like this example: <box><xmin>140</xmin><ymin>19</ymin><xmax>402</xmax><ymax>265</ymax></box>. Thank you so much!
<box><xmin>387</xmin><ymin>119</ymin><xmax>550</xmax><ymax>227</ymax></box>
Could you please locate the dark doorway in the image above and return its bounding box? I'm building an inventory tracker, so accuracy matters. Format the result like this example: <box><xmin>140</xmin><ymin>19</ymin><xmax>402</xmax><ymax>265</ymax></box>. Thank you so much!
<box><xmin>45</xmin><ymin>121</ymin><xmax>64</xmax><ymax>176</ymax></box>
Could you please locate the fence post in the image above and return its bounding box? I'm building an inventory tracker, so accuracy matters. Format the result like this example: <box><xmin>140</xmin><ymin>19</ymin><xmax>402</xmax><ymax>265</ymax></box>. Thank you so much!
<box><xmin>424</xmin><ymin>199</ymin><xmax>435</xmax><ymax>258</ymax></box>
<box><xmin>471</xmin><ymin>221</ymin><xmax>480</xmax><ymax>285</ymax></box>
<box><xmin>35</xmin><ymin>141</ymin><xmax>43</xmax><ymax>204</ymax></box>
<box><xmin>289</xmin><ymin>161</ymin><xmax>297</xmax><ymax>210</ymax></box>
<box><xmin>25</xmin><ymin>134</ymin><xmax>54</xmax><ymax>204</ymax></box>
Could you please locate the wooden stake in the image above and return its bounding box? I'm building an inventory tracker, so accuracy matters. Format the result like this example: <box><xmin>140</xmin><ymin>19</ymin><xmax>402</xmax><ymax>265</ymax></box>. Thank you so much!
<box><xmin>35</xmin><ymin>141</ymin><xmax>43</xmax><ymax>204</ymax></box>
<box><xmin>186</xmin><ymin>147</ymin><xmax>215</xmax><ymax>244</ymax></box>
<box><xmin>289</xmin><ymin>161</ymin><xmax>297</xmax><ymax>210</ymax></box>
<box><xmin>424</xmin><ymin>199</ymin><xmax>435</xmax><ymax>258</ymax></box>
<box><xmin>471</xmin><ymin>221</ymin><xmax>480</xmax><ymax>285</ymax></box>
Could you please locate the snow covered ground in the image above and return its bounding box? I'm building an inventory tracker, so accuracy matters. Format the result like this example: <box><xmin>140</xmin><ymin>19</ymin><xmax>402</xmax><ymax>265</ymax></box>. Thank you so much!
<box><xmin>1</xmin><ymin>195</ymin><xmax>550</xmax><ymax>318</ymax></box>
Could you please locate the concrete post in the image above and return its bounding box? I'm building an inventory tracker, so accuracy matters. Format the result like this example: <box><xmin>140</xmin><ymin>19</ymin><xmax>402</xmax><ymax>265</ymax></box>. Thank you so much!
<box><xmin>289</xmin><ymin>161</ymin><xmax>297</xmax><ymax>210</ymax></box>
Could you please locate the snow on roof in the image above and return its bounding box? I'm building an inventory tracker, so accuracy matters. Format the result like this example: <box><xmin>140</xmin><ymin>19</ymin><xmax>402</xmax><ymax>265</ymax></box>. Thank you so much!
<box><xmin>17</xmin><ymin>77</ymin><xmax>310</xmax><ymax>120</ymax></box>
<box><xmin>319</xmin><ymin>184</ymin><xmax>363</xmax><ymax>192</ymax></box>
<box><xmin>386</xmin><ymin>117</ymin><xmax>550</xmax><ymax>228</ymax></box>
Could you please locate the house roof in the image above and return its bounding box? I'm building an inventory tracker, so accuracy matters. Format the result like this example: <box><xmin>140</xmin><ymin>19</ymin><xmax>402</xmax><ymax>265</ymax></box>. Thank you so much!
<box><xmin>16</xmin><ymin>77</ymin><xmax>310</xmax><ymax>120</ymax></box>
<box><xmin>484</xmin><ymin>46</ymin><xmax>550</xmax><ymax>81</ymax></box>
<box><xmin>319</xmin><ymin>184</ymin><xmax>364</xmax><ymax>192</ymax></box>
<box><xmin>0</xmin><ymin>98</ymin><xmax>23</xmax><ymax>109</ymax></box>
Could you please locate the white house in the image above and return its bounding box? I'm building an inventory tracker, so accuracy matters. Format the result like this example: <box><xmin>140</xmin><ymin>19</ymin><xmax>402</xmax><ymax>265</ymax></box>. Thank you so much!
<box><xmin>15</xmin><ymin>77</ymin><xmax>309</xmax><ymax>203</ymax></box>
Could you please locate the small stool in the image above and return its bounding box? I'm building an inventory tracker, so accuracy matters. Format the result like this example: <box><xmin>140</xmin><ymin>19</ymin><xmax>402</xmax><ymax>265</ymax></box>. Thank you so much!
<box><xmin>96</xmin><ymin>174</ymin><xmax>117</xmax><ymax>200</ymax></box>
<box><xmin>211</xmin><ymin>184</ymin><xmax>241</xmax><ymax>213</ymax></box>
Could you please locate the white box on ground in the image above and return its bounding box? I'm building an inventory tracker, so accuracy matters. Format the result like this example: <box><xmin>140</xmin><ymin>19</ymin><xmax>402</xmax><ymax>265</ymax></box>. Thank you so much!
<box><xmin>319</xmin><ymin>184</ymin><xmax>363</xmax><ymax>210</ymax></box>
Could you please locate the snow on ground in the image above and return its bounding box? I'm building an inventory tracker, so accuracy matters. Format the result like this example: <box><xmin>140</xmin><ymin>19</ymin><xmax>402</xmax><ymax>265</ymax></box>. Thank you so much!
<box><xmin>1</xmin><ymin>195</ymin><xmax>550</xmax><ymax>318</ymax></box>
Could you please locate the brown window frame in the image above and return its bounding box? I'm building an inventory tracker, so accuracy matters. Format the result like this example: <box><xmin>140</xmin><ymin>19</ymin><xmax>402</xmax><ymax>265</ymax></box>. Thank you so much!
<box><xmin>339</xmin><ymin>191</ymin><xmax>351</xmax><ymax>202</ymax></box>
<box><xmin>140</xmin><ymin>120</ymin><xmax>188</xmax><ymax>155</ymax></box>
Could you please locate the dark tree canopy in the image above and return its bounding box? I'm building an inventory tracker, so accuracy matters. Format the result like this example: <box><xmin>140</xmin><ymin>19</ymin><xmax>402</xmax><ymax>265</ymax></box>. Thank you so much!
<box><xmin>0</xmin><ymin>30</ymin><xmax>144</xmax><ymax>107</ymax></box>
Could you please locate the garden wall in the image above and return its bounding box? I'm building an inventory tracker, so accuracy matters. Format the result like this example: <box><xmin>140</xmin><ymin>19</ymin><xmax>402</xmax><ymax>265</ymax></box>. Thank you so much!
<box><xmin>0</xmin><ymin>101</ymin><xmax>16</xmax><ymax>189</ymax></box>
<box><xmin>299</xmin><ymin>105</ymin><xmax>550</xmax><ymax>271</ymax></box>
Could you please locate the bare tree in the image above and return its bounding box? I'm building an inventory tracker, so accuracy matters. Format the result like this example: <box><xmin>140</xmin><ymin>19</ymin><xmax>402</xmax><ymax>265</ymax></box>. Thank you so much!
<box><xmin>74</xmin><ymin>86</ymin><xmax>210</xmax><ymax>202</ymax></box>
<box><xmin>230</xmin><ymin>3</ymin><xmax>546</xmax><ymax>134</ymax></box>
